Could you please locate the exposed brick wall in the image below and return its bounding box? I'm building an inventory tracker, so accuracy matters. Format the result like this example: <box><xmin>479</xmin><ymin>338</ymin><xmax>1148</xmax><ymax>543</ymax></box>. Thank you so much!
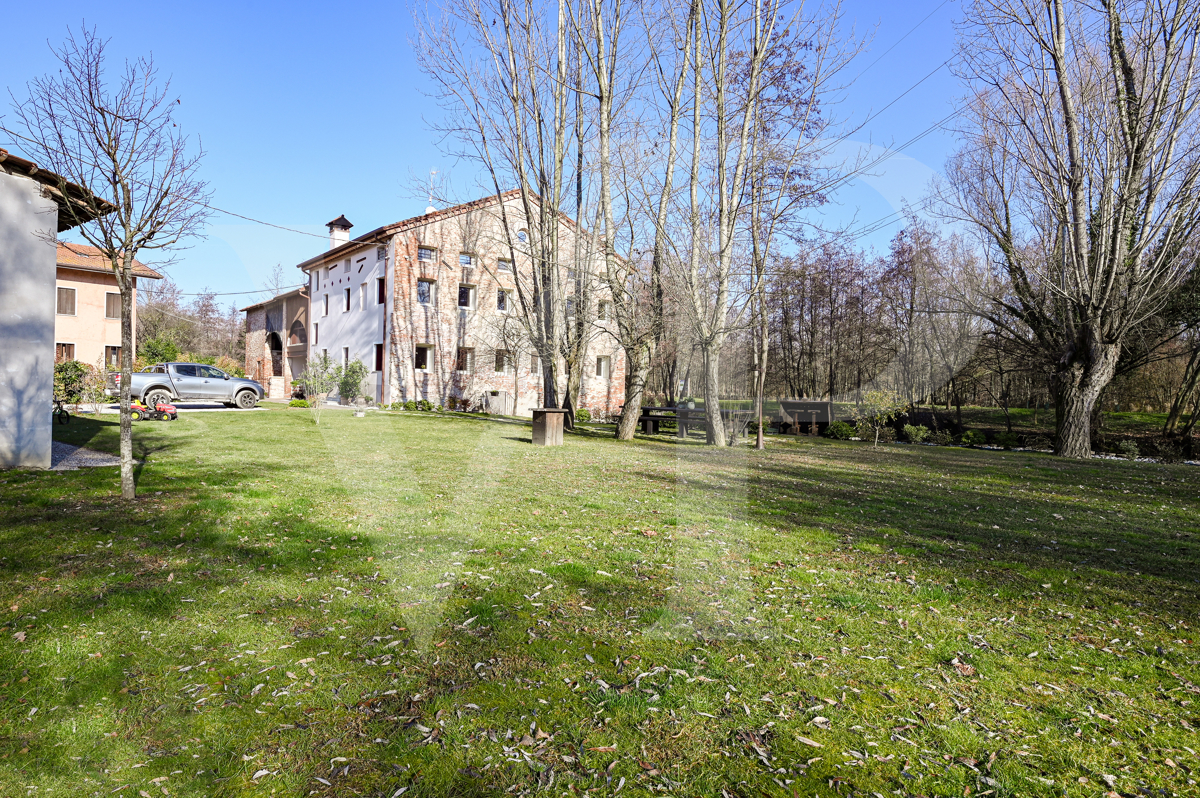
<box><xmin>244</xmin><ymin>307</ymin><xmax>266</xmax><ymax>383</ymax></box>
<box><xmin>384</xmin><ymin>207</ymin><xmax>625</xmax><ymax>416</ymax></box>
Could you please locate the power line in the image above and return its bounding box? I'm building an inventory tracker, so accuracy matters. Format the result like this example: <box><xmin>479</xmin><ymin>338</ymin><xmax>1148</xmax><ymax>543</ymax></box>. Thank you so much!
<box><xmin>852</xmin><ymin>0</ymin><xmax>952</xmax><ymax>82</ymax></box>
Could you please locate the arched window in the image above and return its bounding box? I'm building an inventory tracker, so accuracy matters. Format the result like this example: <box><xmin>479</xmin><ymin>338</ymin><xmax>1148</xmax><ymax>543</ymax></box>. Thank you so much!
<box><xmin>267</xmin><ymin>331</ymin><xmax>283</xmax><ymax>352</ymax></box>
<box><xmin>288</xmin><ymin>320</ymin><xmax>307</xmax><ymax>345</ymax></box>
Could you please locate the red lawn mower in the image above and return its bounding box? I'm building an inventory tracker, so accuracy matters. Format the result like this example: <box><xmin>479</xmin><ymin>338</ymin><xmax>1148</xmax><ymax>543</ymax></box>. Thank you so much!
<box><xmin>129</xmin><ymin>400</ymin><xmax>178</xmax><ymax>421</ymax></box>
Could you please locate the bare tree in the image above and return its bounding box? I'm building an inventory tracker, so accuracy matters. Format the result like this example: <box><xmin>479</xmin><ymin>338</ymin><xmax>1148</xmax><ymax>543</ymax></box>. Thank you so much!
<box><xmin>5</xmin><ymin>28</ymin><xmax>210</xmax><ymax>497</ymax></box>
<box><xmin>944</xmin><ymin>0</ymin><xmax>1200</xmax><ymax>457</ymax></box>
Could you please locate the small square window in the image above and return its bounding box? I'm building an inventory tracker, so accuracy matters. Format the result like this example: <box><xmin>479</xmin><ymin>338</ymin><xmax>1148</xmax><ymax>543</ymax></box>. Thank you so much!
<box><xmin>456</xmin><ymin>347</ymin><xmax>474</xmax><ymax>372</ymax></box>
<box><xmin>459</xmin><ymin>253</ymin><xmax>474</xmax><ymax>267</ymax></box>
<box><xmin>497</xmin><ymin>289</ymin><xmax>508</xmax><ymax>312</ymax></box>
<box><xmin>377</xmin><ymin>245</ymin><xmax>388</xmax><ymax>262</ymax></box>
<box><xmin>415</xmin><ymin>346</ymin><xmax>432</xmax><ymax>371</ymax></box>
<box><xmin>417</xmin><ymin>279</ymin><xmax>434</xmax><ymax>304</ymax></box>
<box><xmin>105</xmin><ymin>292</ymin><xmax>121</xmax><ymax>319</ymax></box>
<box><xmin>498</xmin><ymin>259</ymin><xmax>512</xmax><ymax>272</ymax></box>
<box><xmin>56</xmin><ymin>287</ymin><xmax>76</xmax><ymax>316</ymax></box>
<box><xmin>418</xmin><ymin>247</ymin><xmax>435</xmax><ymax>262</ymax></box>
<box><xmin>458</xmin><ymin>285</ymin><xmax>475</xmax><ymax>309</ymax></box>
<box><xmin>55</xmin><ymin>343</ymin><xmax>75</xmax><ymax>362</ymax></box>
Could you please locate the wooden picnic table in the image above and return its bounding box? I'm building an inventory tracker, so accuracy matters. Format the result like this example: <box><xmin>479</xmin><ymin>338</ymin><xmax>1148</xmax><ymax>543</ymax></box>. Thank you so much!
<box><xmin>675</xmin><ymin>407</ymin><xmax>755</xmax><ymax>442</ymax></box>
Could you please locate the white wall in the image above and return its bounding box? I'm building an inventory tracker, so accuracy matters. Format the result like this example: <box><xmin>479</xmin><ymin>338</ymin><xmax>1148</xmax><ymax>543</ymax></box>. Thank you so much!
<box><xmin>0</xmin><ymin>171</ymin><xmax>59</xmax><ymax>468</ymax></box>
<box><xmin>306</xmin><ymin>241</ymin><xmax>391</xmax><ymax>403</ymax></box>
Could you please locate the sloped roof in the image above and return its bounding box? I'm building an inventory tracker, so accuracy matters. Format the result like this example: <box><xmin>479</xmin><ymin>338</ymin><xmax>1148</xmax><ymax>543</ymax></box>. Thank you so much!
<box><xmin>294</xmin><ymin>189</ymin><xmax>571</xmax><ymax>272</ymax></box>
<box><xmin>56</xmin><ymin>242</ymin><xmax>163</xmax><ymax>279</ymax></box>
<box><xmin>0</xmin><ymin>148</ymin><xmax>113</xmax><ymax>232</ymax></box>
<box><xmin>240</xmin><ymin>286</ymin><xmax>306</xmax><ymax>313</ymax></box>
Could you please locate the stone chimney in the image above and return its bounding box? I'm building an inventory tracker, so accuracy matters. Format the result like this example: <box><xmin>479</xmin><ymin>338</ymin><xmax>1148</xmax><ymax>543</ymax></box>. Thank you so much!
<box><xmin>326</xmin><ymin>215</ymin><xmax>353</xmax><ymax>250</ymax></box>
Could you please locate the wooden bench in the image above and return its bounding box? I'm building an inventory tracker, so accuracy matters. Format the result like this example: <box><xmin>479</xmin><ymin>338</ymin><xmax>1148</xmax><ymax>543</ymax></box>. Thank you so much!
<box><xmin>639</xmin><ymin>413</ymin><xmax>676</xmax><ymax>434</ymax></box>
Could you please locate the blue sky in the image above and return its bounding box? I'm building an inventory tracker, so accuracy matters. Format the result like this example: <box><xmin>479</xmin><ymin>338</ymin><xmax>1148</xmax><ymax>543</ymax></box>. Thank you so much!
<box><xmin>0</xmin><ymin>0</ymin><xmax>961</xmax><ymax>305</ymax></box>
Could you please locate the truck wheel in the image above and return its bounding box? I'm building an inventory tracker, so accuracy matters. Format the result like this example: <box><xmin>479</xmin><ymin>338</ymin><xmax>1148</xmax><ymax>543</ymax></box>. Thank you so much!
<box><xmin>145</xmin><ymin>390</ymin><xmax>171</xmax><ymax>409</ymax></box>
<box><xmin>235</xmin><ymin>390</ymin><xmax>258</xmax><ymax>409</ymax></box>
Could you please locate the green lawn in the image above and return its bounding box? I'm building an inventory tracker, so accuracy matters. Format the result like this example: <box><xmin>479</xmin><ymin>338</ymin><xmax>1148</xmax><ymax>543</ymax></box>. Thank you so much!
<box><xmin>2</xmin><ymin>406</ymin><xmax>1198</xmax><ymax>797</ymax></box>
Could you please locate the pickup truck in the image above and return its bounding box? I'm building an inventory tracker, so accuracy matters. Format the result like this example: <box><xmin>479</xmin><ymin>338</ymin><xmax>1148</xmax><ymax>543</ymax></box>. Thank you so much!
<box><xmin>108</xmin><ymin>363</ymin><xmax>265</xmax><ymax>409</ymax></box>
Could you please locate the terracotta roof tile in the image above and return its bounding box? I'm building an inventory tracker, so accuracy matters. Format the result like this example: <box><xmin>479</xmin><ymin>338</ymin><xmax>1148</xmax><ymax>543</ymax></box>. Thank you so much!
<box><xmin>56</xmin><ymin>242</ymin><xmax>163</xmax><ymax>279</ymax></box>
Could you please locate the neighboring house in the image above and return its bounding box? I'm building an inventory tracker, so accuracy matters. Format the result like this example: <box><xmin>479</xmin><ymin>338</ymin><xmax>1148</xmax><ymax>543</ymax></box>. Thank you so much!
<box><xmin>242</xmin><ymin>287</ymin><xmax>308</xmax><ymax>400</ymax></box>
<box><xmin>272</xmin><ymin>193</ymin><xmax>624</xmax><ymax>414</ymax></box>
<box><xmin>0</xmin><ymin>148</ymin><xmax>107</xmax><ymax>468</ymax></box>
<box><xmin>54</xmin><ymin>243</ymin><xmax>162</xmax><ymax>369</ymax></box>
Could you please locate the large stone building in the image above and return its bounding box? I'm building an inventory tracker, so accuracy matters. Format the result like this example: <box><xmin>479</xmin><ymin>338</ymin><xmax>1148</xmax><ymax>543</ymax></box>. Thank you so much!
<box><xmin>241</xmin><ymin>287</ymin><xmax>307</xmax><ymax>400</ymax></box>
<box><xmin>258</xmin><ymin>192</ymin><xmax>624</xmax><ymax>415</ymax></box>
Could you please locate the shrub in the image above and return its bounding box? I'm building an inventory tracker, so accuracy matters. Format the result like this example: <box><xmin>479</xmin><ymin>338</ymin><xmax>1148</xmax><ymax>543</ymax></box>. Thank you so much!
<box><xmin>404</xmin><ymin>400</ymin><xmax>417</xmax><ymax>412</ymax></box>
<box><xmin>417</xmin><ymin>399</ymin><xmax>433</xmax><ymax>412</ymax></box>
<box><xmin>575</xmin><ymin>407</ymin><xmax>591</xmax><ymax>423</ymax></box>
<box><xmin>1116</xmin><ymin>439</ymin><xmax>1139</xmax><ymax>460</ymax></box>
<box><xmin>960</xmin><ymin>430</ymin><xmax>987</xmax><ymax>446</ymax></box>
<box><xmin>337</xmin><ymin>359</ymin><xmax>370</xmax><ymax>404</ymax></box>
<box><xmin>1025</xmin><ymin>435</ymin><xmax>1052</xmax><ymax>451</ymax></box>
<box><xmin>994</xmin><ymin>431</ymin><xmax>1021</xmax><ymax>450</ymax></box>
<box><xmin>825</xmin><ymin>420</ymin><xmax>855</xmax><ymax>440</ymax></box>
<box><xmin>288</xmin><ymin>398</ymin><xmax>309</xmax><ymax>408</ymax></box>
<box><xmin>1156</xmin><ymin>438</ymin><xmax>1184</xmax><ymax>463</ymax></box>
<box><xmin>932</xmin><ymin>431</ymin><xmax>955</xmax><ymax>446</ymax></box>
<box><xmin>852</xmin><ymin>390</ymin><xmax>908</xmax><ymax>447</ymax></box>
<box><xmin>435</xmin><ymin>404</ymin><xmax>443</xmax><ymax>412</ymax></box>
<box><xmin>878</xmin><ymin>426</ymin><xmax>897</xmax><ymax>443</ymax></box>
<box><xmin>137</xmin><ymin>337</ymin><xmax>180</xmax><ymax>364</ymax></box>
<box><xmin>902</xmin><ymin>424</ymin><xmax>930</xmax><ymax>443</ymax></box>
<box><xmin>54</xmin><ymin>360</ymin><xmax>89</xmax><ymax>403</ymax></box>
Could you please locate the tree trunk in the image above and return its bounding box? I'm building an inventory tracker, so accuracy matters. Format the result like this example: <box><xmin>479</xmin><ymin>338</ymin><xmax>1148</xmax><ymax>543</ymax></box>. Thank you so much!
<box><xmin>1051</xmin><ymin>333</ymin><xmax>1119</xmax><ymax>458</ymax></box>
<box><xmin>119</xmin><ymin>274</ymin><xmax>135</xmax><ymax>499</ymax></box>
<box><xmin>701</xmin><ymin>346</ymin><xmax>725</xmax><ymax>445</ymax></box>
<box><xmin>617</xmin><ymin>345</ymin><xmax>651</xmax><ymax>441</ymax></box>
<box><xmin>1164</xmin><ymin>347</ymin><xmax>1200</xmax><ymax>435</ymax></box>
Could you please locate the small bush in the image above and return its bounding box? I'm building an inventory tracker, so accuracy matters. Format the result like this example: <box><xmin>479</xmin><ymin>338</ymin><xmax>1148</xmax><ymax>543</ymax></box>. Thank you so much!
<box><xmin>877</xmin><ymin>426</ymin><xmax>897</xmax><ymax>443</ymax></box>
<box><xmin>575</xmin><ymin>407</ymin><xmax>591</xmax><ymax>423</ymax></box>
<box><xmin>404</xmin><ymin>400</ymin><xmax>417</xmax><ymax>412</ymax></box>
<box><xmin>417</xmin><ymin>399</ymin><xmax>433</xmax><ymax>412</ymax></box>
<box><xmin>1156</xmin><ymin>438</ymin><xmax>1184</xmax><ymax>463</ymax></box>
<box><xmin>54</xmin><ymin>360</ymin><xmax>89</xmax><ymax>402</ymax></box>
<box><xmin>1025</xmin><ymin>435</ymin><xmax>1052</xmax><ymax>450</ymax></box>
<box><xmin>932</xmin><ymin>431</ymin><xmax>955</xmax><ymax>446</ymax></box>
<box><xmin>994</xmin><ymin>431</ymin><xmax>1021</xmax><ymax>449</ymax></box>
<box><xmin>1116</xmin><ymin>439</ymin><xmax>1139</xmax><ymax>460</ymax></box>
<box><xmin>960</xmin><ymin>430</ymin><xmax>987</xmax><ymax>446</ymax></box>
<box><xmin>435</xmin><ymin>404</ymin><xmax>443</xmax><ymax>412</ymax></box>
<box><xmin>288</xmin><ymin>398</ymin><xmax>309</xmax><ymax>408</ymax></box>
<box><xmin>826</xmin><ymin>420</ymin><xmax>855</xmax><ymax>440</ymax></box>
<box><xmin>902</xmin><ymin>424</ymin><xmax>930</xmax><ymax>443</ymax></box>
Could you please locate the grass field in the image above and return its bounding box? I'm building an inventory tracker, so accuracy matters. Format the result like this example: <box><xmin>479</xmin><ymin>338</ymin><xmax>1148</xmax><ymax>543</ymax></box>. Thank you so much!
<box><xmin>2</xmin><ymin>406</ymin><xmax>1198</xmax><ymax>797</ymax></box>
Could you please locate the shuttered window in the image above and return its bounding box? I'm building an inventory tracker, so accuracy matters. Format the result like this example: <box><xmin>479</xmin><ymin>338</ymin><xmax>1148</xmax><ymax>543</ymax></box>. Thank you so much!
<box><xmin>56</xmin><ymin>287</ymin><xmax>76</xmax><ymax>315</ymax></box>
<box><xmin>105</xmin><ymin>292</ymin><xmax>120</xmax><ymax>319</ymax></box>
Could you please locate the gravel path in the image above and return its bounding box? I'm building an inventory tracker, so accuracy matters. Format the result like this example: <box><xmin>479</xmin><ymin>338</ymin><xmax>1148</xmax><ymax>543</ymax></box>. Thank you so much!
<box><xmin>51</xmin><ymin>441</ymin><xmax>122</xmax><ymax>471</ymax></box>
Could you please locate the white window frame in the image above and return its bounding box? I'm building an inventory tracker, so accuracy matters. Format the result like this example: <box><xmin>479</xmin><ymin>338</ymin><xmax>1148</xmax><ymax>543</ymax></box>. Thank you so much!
<box><xmin>105</xmin><ymin>291</ymin><xmax>121</xmax><ymax>320</ymax></box>
<box><xmin>415</xmin><ymin>345</ymin><xmax>433</xmax><ymax>372</ymax></box>
<box><xmin>497</xmin><ymin>289</ymin><xmax>509</xmax><ymax>313</ymax></box>
<box><xmin>418</xmin><ymin>246</ymin><xmax>436</xmax><ymax>262</ymax></box>
<box><xmin>498</xmin><ymin>258</ymin><xmax>512</xmax><ymax>272</ymax></box>
<box><xmin>596</xmin><ymin>356</ymin><xmax>611</xmax><ymax>379</ymax></box>
<box><xmin>459</xmin><ymin>252</ymin><xmax>475</xmax><ymax>267</ymax></box>
<box><xmin>417</xmin><ymin>279</ymin><xmax>435</xmax><ymax>305</ymax></box>
<box><xmin>456</xmin><ymin>347</ymin><xmax>474</xmax><ymax>373</ymax></box>
<box><xmin>457</xmin><ymin>284</ymin><xmax>476</xmax><ymax>310</ymax></box>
